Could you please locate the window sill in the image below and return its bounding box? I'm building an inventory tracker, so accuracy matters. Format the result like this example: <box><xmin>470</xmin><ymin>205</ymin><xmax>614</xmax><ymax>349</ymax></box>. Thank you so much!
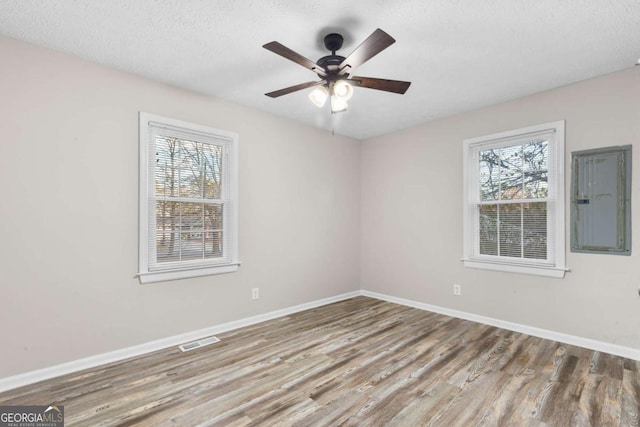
<box><xmin>138</xmin><ymin>263</ymin><xmax>240</xmax><ymax>284</ymax></box>
<box><xmin>462</xmin><ymin>259</ymin><xmax>567</xmax><ymax>278</ymax></box>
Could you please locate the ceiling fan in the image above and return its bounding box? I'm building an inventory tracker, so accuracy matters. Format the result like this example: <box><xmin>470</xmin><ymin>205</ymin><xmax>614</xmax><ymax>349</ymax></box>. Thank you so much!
<box><xmin>263</xmin><ymin>28</ymin><xmax>411</xmax><ymax>113</ymax></box>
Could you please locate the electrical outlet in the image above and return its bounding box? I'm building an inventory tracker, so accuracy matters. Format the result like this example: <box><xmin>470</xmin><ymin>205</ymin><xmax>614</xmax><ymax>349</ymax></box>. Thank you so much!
<box><xmin>453</xmin><ymin>284</ymin><xmax>462</xmax><ymax>296</ymax></box>
<box><xmin>252</xmin><ymin>288</ymin><xmax>259</xmax><ymax>300</ymax></box>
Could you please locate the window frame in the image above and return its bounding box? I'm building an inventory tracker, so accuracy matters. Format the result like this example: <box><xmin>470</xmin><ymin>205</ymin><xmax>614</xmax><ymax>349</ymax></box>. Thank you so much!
<box><xmin>462</xmin><ymin>120</ymin><xmax>566</xmax><ymax>278</ymax></box>
<box><xmin>138</xmin><ymin>112</ymin><xmax>239</xmax><ymax>284</ymax></box>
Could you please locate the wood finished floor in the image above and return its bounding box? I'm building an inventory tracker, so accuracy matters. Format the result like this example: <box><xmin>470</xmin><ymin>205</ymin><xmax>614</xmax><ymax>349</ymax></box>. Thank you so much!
<box><xmin>1</xmin><ymin>296</ymin><xmax>640</xmax><ymax>426</ymax></box>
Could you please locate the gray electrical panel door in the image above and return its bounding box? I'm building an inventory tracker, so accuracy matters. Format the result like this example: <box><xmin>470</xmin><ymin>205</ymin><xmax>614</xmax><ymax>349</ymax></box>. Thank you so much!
<box><xmin>570</xmin><ymin>145</ymin><xmax>631</xmax><ymax>255</ymax></box>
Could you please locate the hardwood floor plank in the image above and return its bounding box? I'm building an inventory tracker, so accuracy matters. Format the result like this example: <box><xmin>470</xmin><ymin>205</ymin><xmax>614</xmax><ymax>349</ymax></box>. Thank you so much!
<box><xmin>1</xmin><ymin>296</ymin><xmax>639</xmax><ymax>426</ymax></box>
<box><xmin>293</xmin><ymin>390</ymin><xmax>368</xmax><ymax>426</ymax></box>
<box><xmin>578</xmin><ymin>374</ymin><xmax>622</xmax><ymax>426</ymax></box>
<box><xmin>621</xmin><ymin>368</ymin><xmax>640</xmax><ymax>426</ymax></box>
<box><xmin>483</xmin><ymin>372</ymin><xmax>549</xmax><ymax>426</ymax></box>
<box><xmin>381</xmin><ymin>380</ymin><xmax>461</xmax><ymax>426</ymax></box>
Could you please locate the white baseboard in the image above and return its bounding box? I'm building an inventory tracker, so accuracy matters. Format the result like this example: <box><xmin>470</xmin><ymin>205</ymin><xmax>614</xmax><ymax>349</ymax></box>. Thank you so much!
<box><xmin>3</xmin><ymin>288</ymin><xmax>638</xmax><ymax>393</ymax></box>
<box><xmin>0</xmin><ymin>291</ymin><xmax>361</xmax><ymax>393</ymax></box>
<box><xmin>362</xmin><ymin>290</ymin><xmax>640</xmax><ymax>361</ymax></box>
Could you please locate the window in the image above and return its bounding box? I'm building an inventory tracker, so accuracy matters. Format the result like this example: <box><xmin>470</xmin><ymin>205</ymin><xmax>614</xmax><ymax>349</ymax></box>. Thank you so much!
<box><xmin>462</xmin><ymin>121</ymin><xmax>566</xmax><ymax>278</ymax></box>
<box><xmin>138</xmin><ymin>112</ymin><xmax>238</xmax><ymax>284</ymax></box>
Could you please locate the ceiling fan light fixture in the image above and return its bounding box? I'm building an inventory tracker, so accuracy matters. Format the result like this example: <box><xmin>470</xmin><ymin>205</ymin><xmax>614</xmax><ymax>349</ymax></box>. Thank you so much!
<box><xmin>308</xmin><ymin>85</ymin><xmax>329</xmax><ymax>107</ymax></box>
<box><xmin>330</xmin><ymin>95</ymin><xmax>348</xmax><ymax>113</ymax></box>
<box><xmin>264</xmin><ymin>28</ymin><xmax>411</xmax><ymax>115</ymax></box>
<box><xmin>333</xmin><ymin>80</ymin><xmax>353</xmax><ymax>100</ymax></box>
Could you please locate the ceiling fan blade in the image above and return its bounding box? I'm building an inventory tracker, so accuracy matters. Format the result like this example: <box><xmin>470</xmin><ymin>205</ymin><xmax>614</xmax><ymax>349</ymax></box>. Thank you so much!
<box><xmin>338</xmin><ymin>29</ymin><xmax>395</xmax><ymax>74</ymax></box>
<box><xmin>349</xmin><ymin>76</ymin><xmax>411</xmax><ymax>94</ymax></box>
<box><xmin>265</xmin><ymin>81</ymin><xmax>325</xmax><ymax>98</ymax></box>
<box><xmin>263</xmin><ymin>41</ymin><xmax>326</xmax><ymax>76</ymax></box>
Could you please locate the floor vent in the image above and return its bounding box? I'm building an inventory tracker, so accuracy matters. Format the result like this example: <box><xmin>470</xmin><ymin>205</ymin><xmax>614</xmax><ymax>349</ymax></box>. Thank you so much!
<box><xmin>178</xmin><ymin>336</ymin><xmax>220</xmax><ymax>352</ymax></box>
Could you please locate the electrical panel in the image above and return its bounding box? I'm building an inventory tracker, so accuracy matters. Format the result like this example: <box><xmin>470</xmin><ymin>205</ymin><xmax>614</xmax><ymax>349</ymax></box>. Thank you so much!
<box><xmin>570</xmin><ymin>145</ymin><xmax>631</xmax><ymax>255</ymax></box>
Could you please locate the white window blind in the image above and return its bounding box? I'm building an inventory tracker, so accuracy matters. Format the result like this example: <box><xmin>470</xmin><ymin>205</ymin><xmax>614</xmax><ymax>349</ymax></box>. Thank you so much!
<box><xmin>463</xmin><ymin>121</ymin><xmax>566</xmax><ymax>278</ymax></box>
<box><xmin>138</xmin><ymin>113</ymin><xmax>238</xmax><ymax>283</ymax></box>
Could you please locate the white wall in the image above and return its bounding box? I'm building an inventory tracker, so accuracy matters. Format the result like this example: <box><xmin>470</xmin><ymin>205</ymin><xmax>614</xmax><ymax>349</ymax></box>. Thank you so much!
<box><xmin>361</xmin><ymin>67</ymin><xmax>640</xmax><ymax>349</ymax></box>
<box><xmin>0</xmin><ymin>36</ymin><xmax>361</xmax><ymax>378</ymax></box>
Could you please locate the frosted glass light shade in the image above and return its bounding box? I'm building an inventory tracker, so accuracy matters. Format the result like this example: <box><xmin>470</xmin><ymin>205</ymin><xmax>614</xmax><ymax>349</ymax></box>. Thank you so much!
<box><xmin>308</xmin><ymin>85</ymin><xmax>329</xmax><ymax>107</ymax></box>
<box><xmin>334</xmin><ymin>80</ymin><xmax>353</xmax><ymax>100</ymax></box>
<box><xmin>330</xmin><ymin>95</ymin><xmax>348</xmax><ymax>113</ymax></box>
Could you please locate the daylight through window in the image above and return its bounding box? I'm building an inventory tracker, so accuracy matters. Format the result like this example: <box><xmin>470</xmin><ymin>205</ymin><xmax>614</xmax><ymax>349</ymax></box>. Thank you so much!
<box><xmin>463</xmin><ymin>121</ymin><xmax>566</xmax><ymax>278</ymax></box>
<box><xmin>138</xmin><ymin>113</ymin><xmax>238</xmax><ymax>283</ymax></box>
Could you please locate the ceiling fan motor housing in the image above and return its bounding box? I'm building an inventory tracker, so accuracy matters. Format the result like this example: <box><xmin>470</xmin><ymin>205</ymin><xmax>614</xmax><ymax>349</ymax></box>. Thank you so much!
<box><xmin>317</xmin><ymin>55</ymin><xmax>347</xmax><ymax>76</ymax></box>
<box><xmin>318</xmin><ymin>33</ymin><xmax>347</xmax><ymax>76</ymax></box>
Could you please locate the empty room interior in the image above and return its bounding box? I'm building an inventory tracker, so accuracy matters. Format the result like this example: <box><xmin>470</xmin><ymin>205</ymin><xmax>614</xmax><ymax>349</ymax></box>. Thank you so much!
<box><xmin>1</xmin><ymin>1</ymin><xmax>640</xmax><ymax>425</ymax></box>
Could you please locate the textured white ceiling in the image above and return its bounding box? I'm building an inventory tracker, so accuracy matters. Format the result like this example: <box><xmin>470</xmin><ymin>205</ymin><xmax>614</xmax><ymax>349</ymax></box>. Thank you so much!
<box><xmin>1</xmin><ymin>0</ymin><xmax>639</xmax><ymax>139</ymax></box>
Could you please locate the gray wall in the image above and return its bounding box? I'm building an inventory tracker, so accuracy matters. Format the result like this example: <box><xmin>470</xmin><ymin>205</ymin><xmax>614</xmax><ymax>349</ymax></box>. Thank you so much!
<box><xmin>361</xmin><ymin>67</ymin><xmax>640</xmax><ymax>349</ymax></box>
<box><xmin>0</xmin><ymin>36</ymin><xmax>361</xmax><ymax>378</ymax></box>
<box><xmin>2</xmin><ymin>33</ymin><xmax>639</xmax><ymax>380</ymax></box>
